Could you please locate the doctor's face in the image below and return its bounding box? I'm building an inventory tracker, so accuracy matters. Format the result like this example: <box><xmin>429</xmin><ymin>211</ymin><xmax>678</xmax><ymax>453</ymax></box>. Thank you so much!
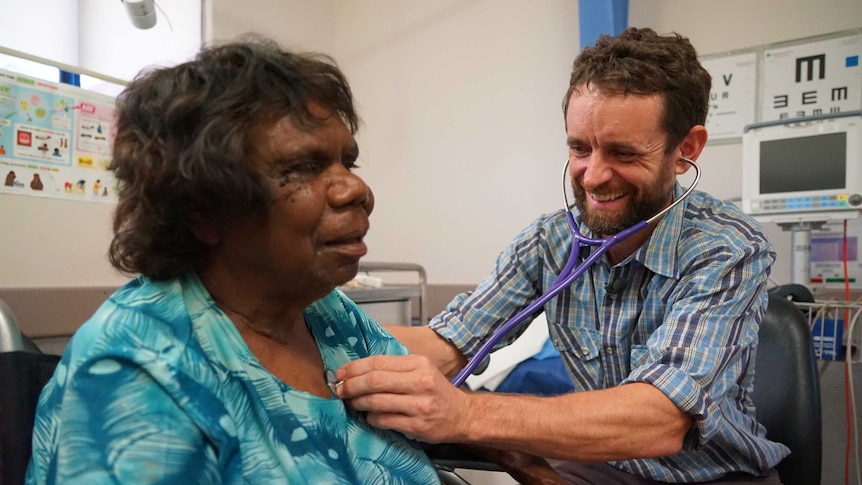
<box><xmin>565</xmin><ymin>89</ymin><xmax>679</xmax><ymax>237</ymax></box>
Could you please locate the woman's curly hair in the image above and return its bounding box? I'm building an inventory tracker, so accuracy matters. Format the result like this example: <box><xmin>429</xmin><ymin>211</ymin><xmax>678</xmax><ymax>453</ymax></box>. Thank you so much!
<box><xmin>108</xmin><ymin>36</ymin><xmax>359</xmax><ymax>280</ymax></box>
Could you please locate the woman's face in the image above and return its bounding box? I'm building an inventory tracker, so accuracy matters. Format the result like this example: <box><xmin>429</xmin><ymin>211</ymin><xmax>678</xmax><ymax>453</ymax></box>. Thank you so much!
<box><xmin>210</xmin><ymin>104</ymin><xmax>374</xmax><ymax>303</ymax></box>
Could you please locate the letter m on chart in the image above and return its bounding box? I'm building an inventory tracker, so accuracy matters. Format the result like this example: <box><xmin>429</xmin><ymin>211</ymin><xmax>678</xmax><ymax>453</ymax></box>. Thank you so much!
<box><xmin>796</xmin><ymin>54</ymin><xmax>826</xmax><ymax>83</ymax></box>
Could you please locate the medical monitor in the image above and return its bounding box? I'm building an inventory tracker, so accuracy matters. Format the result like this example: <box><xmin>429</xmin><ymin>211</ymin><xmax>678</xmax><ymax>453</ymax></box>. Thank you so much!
<box><xmin>742</xmin><ymin>112</ymin><xmax>862</xmax><ymax>221</ymax></box>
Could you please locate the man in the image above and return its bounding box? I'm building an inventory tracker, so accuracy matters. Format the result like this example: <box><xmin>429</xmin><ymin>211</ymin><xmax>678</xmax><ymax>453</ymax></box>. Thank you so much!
<box><xmin>336</xmin><ymin>28</ymin><xmax>788</xmax><ymax>483</ymax></box>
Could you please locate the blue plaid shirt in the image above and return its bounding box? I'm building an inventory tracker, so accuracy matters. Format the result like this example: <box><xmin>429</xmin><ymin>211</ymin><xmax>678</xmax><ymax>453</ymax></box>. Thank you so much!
<box><xmin>429</xmin><ymin>186</ymin><xmax>790</xmax><ymax>482</ymax></box>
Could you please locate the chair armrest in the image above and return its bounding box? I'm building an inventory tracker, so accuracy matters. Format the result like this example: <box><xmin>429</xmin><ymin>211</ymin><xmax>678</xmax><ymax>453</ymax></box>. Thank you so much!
<box><xmin>422</xmin><ymin>442</ymin><xmax>503</xmax><ymax>472</ymax></box>
<box><xmin>422</xmin><ymin>442</ymin><xmax>567</xmax><ymax>485</ymax></box>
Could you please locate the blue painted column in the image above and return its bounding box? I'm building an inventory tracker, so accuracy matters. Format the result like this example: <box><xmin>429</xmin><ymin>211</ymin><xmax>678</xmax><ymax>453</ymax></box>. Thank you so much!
<box><xmin>579</xmin><ymin>0</ymin><xmax>628</xmax><ymax>49</ymax></box>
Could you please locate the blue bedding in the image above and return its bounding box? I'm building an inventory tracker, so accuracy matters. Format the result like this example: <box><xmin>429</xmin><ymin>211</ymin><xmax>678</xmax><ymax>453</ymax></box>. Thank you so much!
<box><xmin>492</xmin><ymin>339</ymin><xmax>574</xmax><ymax>396</ymax></box>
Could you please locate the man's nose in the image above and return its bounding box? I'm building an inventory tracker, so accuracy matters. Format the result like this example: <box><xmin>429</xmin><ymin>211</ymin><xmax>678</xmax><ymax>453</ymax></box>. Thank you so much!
<box><xmin>580</xmin><ymin>154</ymin><xmax>614</xmax><ymax>189</ymax></box>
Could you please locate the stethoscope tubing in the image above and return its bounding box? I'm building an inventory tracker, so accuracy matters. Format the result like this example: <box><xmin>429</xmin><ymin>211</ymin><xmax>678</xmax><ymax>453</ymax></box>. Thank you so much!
<box><xmin>450</xmin><ymin>157</ymin><xmax>700</xmax><ymax>387</ymax></box>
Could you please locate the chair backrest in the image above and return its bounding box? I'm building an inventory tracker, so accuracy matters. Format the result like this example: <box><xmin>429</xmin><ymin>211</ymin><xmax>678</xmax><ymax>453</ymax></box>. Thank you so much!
<box><xmin>0</xmin><ymin>298</ymin><xmax>25</xmax><ymax>352</ymax></box>
<box><xmin>751</xmin><ymin>294</ymin><xmax>822</xmax><ymax>485</ymax></box>
<box><xmin>0</xmin><ymin>351</ymin><xmax>61</xmax><ymax>485</ymax></box>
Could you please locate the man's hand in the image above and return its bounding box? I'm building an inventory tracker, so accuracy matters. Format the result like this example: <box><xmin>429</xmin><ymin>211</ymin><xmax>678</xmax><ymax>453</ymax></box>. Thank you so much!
<box><xmin>335</xmin><ymin>354</ymin><xmax>472</xmax><ymax>443</ymax></box>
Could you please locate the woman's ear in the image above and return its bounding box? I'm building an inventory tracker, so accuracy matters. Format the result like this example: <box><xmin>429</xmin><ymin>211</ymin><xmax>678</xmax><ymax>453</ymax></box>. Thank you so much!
<box><xmin>191</xmin><ymin>217</ymin><xmax>220</xmax><ymax>245</ymax></box>
<box><xmin>675</xmin><ymin>125</ymin><xmax>708</xmax><ymax>175</ymax></box>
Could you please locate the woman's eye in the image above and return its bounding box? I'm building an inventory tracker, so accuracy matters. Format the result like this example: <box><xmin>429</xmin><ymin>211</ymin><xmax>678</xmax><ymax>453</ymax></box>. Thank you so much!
<box><xmin>343</xmin><ymin>159</ymin><xmax>360</xmax><ymax>171</ymax></box>
<box><xmin>299</xmin><ymin>162</ymin><xmax>319</xmax><ymax>173</ymax></box>
<box><xmin>270</xmin><ymin>161</ymin><xmax>317</xmax><ymax>182</ymax></box>
<box><xmin>291</xmin><ymin>160</ymin><xmax>324</xmax><ymax>174</ymax></box>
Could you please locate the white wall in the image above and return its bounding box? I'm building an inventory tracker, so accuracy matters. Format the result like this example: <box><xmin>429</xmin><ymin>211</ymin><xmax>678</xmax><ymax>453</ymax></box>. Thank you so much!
<box><xmin>2</xmin><ymin>0</ymin><xmax>861</xmax><ymax>289</ymax></box>
<box><xmin>212</xmin><ymin>0</ymin><xmax>334</xmax><ymax>54</ymax></box>
<box><xmin>334</xmin><ymin>0</ymin><xmax>579</xmax><ymax>285</ymax></box>
<box><xmin>0</xmin><ymin>0</ymin><xmax>79</xmax><ymax>66</ymax></box>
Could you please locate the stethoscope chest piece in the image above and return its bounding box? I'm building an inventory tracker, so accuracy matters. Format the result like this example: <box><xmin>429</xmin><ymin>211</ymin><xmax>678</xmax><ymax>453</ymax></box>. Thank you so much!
<box><xmin>325</xmin><ymin>369</ymin><xmax>343</xmax><ymax>396</ymax></box>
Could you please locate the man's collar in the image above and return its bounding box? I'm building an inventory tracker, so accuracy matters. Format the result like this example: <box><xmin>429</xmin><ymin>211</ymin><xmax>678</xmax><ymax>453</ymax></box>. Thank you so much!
<box><xmin>633</xmin><ymin>182</ymin><xmax>686</xmax><ymax>279</ymax></box>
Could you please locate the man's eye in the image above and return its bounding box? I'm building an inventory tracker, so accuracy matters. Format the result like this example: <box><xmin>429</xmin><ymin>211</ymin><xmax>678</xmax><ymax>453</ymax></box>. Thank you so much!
<box><xmin>343</xmin><ymin>159</ymin><xmax>360</xmax><ymax>171</ymax></box>
<box><xmin>569</xmin><ymin>146</ymin><xmax>589</xmax><ymax>157</ymax></box>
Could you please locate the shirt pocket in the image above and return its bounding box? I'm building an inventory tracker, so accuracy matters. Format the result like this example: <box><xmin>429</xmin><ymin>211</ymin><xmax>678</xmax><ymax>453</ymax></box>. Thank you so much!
<box><xmin>548</xmin><ymin>324</ymin><xmax>601</xmax><ymax>363</ymax></box>
<box><xmin>629</xmin><ymin>344</ymin><xmax>650</xmax><ymax>372</ymax></box>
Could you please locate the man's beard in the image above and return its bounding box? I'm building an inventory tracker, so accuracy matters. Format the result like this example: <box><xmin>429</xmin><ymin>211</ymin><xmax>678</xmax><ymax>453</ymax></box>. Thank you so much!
<box><xmin>572</xmin><ymin>163</ymin><xmax>674</xmax><ymax>236</ymax></box>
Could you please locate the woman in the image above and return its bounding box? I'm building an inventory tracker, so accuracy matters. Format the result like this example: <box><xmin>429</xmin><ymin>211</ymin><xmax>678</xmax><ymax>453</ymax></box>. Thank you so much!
<box><xmin>25</xmin><ymin>38</ymin><xmax>439</xmax><ymax>484</ymax></box>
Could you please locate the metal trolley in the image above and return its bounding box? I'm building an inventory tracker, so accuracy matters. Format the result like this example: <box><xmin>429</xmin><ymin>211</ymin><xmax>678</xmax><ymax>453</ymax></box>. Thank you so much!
<box><xmin>793</xmin><ymin>298</ymin><xmax>862</xmax><ymax>485</ymax></box>
<box><xmin>793</xmin><ymin>300</ymin><xmax>862</xmax><ymax>364</ymax></box>
<box><xmin>341</xmin><ymin>262</ymin><xmax>428</xmax><ymax>327</ymax></box>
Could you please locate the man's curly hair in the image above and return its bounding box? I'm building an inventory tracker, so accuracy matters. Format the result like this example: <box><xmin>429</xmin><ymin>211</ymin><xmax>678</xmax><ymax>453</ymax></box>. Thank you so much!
<box><xmin>563</xmin><ymin>27</ymin><xmax>711</xmax><ymax>153</ymax></box>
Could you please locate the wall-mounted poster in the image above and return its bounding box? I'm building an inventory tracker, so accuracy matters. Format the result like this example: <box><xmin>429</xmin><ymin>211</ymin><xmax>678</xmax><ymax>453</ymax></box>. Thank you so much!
<box><xmin>701</xmin><ymin>52</ymin><xmax>758</xmax><ymax>140</ymax></box>
<box><xmin>761</xmin><ymin>33</ymin><xmax>861</xmax><ymax>122</ymax></box>
<box><xmin>0</xmin><ymin>68</ymin><xmax>117</xmax><ymax>203</ymax></box>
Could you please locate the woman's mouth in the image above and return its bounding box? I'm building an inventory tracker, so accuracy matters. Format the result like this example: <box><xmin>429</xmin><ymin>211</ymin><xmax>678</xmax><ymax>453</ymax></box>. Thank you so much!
<box><xmin>324</xmin><ymin>236</ymin><xmax>368</xmax><ymax>258</ymax></box>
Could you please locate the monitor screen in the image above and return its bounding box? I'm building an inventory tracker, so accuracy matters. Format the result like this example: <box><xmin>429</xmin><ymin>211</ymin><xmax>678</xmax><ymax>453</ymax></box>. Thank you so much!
<box><xmin>759</xmin><ymin>132</ymin><xmax>847</xmax><ymax>194</ymax></box>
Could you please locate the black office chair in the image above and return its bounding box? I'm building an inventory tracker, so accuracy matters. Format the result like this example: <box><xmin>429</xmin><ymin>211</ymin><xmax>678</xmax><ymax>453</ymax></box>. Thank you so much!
<box><xmin>0</xmin><ymin>297</ymin><xmax>62</xmax><ymax>485</ymax></box>
<box><xmin>752</xmin><ymin>293</ymin><xmax>822</xmax><ymax>485</ymax></box>
<box><xmin>426</xmin><ymin>292</ymin><xmax>823</xmax><ymax>484</ymax></box>
<box><xmin>0</xmin><ymin>351</ymin><xmax>61</xmax><ymax>485</ymax></box>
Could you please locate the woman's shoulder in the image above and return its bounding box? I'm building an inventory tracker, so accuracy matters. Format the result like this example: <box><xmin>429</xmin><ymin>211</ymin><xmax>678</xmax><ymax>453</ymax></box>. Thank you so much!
<box><xmin>68</xmin><ymin>276</ymin><xmax>195</xmax><ymax>364</ymax></box>
<box><xmin>306</xmin><ymin>289</ymin><xmax>409</xmax><ymax>358</ymax></box>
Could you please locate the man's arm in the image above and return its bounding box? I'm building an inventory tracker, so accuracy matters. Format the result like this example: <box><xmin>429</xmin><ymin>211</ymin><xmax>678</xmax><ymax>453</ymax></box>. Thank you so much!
<box><xmin>384</xmin><ymin>325</ymin><xmax>468</xmax><ymax>378</ymax></box>
<box><xmin>335</xmin><ymin>354</ymin><xmax>693</xmax><ymax>462</ymax></box>
<box><xmin>461</xmin><ymin>381</ymin><xmax>694</xmax><ymax>461</ymax></box>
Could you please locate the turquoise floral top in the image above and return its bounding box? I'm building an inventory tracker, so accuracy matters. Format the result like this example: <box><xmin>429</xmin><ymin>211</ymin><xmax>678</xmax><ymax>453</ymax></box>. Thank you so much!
<box><xmin>26</xmin><ymin>274</ymin><xmax>439</xmax><ymax>484</ymax></box>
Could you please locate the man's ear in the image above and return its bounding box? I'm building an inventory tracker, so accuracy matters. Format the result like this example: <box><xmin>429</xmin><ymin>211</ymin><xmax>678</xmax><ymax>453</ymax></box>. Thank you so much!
<box><xmin>674</xmin><ymin>125</ymin><xmax>708</xmax><ymax>175</ymax></box>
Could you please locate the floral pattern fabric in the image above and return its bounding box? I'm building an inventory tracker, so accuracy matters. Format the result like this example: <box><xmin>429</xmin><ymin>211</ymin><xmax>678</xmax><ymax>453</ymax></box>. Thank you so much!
<box><xmin>26</xmin><ymin>274</ymin><xmax>439</xmax><ymax>484</ymax></box>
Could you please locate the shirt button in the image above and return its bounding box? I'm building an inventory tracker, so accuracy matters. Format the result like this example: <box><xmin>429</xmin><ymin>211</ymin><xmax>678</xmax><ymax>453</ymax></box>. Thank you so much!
<box><xmin>605</xmin><ymin>347</ymin><xmax>615</xmax><ymax>355</ymax></box>
<box><xmin>581</xmin><ymin>348</ymin><xmax>590</xmax><ymax>355</ymax></box>
<box><xmin>553</xmin><ymin>338</ymin><xmax>560</xmax><ymax>346</ymax></box>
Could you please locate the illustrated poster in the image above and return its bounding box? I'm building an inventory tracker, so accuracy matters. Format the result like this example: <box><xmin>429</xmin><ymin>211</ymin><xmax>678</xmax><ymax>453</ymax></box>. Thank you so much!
<box><xmin>0</xmin><ymin>68</ymin><xmax>117</xmax><ymax>203</ymax></box>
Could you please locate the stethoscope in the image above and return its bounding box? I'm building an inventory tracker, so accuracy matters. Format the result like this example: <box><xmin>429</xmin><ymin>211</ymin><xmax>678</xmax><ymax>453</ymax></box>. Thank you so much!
<box><xmin>450</xmin><ymin>156</ymin><xmax>701</xmax><ymax>387</ymax></box>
